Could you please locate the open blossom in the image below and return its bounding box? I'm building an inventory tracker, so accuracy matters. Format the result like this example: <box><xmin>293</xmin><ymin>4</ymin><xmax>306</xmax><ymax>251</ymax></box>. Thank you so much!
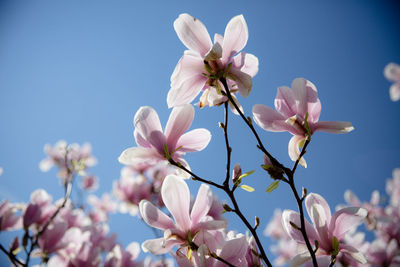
<box><xmin>81</xmin><ymin>175</ymin><xmax>99</xmax><ymax>192</ymax></box>
<box><xmin>113</xmin><ymin>167</ymin><xmax>153</xmax><ymax>216</ymax></box>
<box><xmin>139</xmin><ymin>174</ymin><xmax>226</xmax><ymax>255</ymax></box>
<box><xmin>168</xmin><ymin>13</ymin><xmax>258</xmax><ymax>112</ymax></box>
<box><xmin>118</xmin><ymin>105</ymin><xmax>211</xmax><ymax>178</ymax></box>
<box><xmin>282</xmin><ymin>192</ymin><xmax>367</xmax><ymax>266</ymax></box>
<box><xmin>253</xmin><ymin>78</ymin><xmax>354</xmax><ymax>167</ymax></box>
<box><xmin>366</xmin><ymin>238</ymin><xmax>400</xmax><ymax>266</ymax></box>
<box><xmin>0</xmin><ymin>201</ymin><xmax>22</xmax><ymax>231</ymax></box>
<box><xmin>39</xmin><ymin>141</ymin><xmax>97</xmax><ymax>182</ymax></box>
<box><xmin>104</xmin><ymin>242</ymin><xmax>142</xmax><ymax>267</ymax></box>
<box><xmin>384</xmin><ymin>62</ymin><xmax>400</xmax><ymax>101</ymax></box>
<box><xmin>342</xmin><ymin>189</ymin><xmax>384</xmax><ymax>230</ymax></box>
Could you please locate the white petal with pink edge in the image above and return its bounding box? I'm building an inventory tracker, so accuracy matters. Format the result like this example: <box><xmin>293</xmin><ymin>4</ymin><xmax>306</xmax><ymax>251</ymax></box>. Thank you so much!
<box><xmin>161</xmin><ymin>175</ymin><xmax>191</xmax><ymax>231</ymax></box>
<box><xmin>174</xmin><ymin>13</ymin><xmax>212</xmax><ymax>57</ymax></box>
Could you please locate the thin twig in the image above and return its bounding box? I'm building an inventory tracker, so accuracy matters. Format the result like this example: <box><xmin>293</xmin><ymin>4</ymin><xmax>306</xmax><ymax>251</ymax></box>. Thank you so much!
<box><xmin>0</xmin><ymin>243</ymin><xmax>24</xmax><ymax>266</ymax></box>
<box><xmin>168</xmin><ymin>160</ymin><xmax>224</xmax><ymax>190</ymax></box>
<box><xmin>286</xmin><ymin>139</ymin><xmax>318</xmax><ymax>267</ymax></box>
<box><xmin>219</xmin><ymin>77</ymin><xmax>318</xmax><ymax>267</ymax></box>
<box><xmin>222</xmin><ymin>101</ymin><xmax>232</xmax><ymax>187</ymax></box>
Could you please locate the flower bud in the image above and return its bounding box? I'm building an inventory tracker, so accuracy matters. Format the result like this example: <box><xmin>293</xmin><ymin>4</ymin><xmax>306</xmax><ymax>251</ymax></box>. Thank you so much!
<box><xmin>232</xmin><ymin>163</ymin><xmax>242</xmax><ymax>183</ymax></box>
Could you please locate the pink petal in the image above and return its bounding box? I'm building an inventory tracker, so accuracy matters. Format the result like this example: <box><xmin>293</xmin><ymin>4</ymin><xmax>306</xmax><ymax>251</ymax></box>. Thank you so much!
<box><xmin>190</xmin><ymin>184</ymin><xmax>212</xmax><ymax>225</ymax></box>
<box><xmin>164</xmin><ymin>105</ymin><xmax>194</xmax><ymax>151</ymax></box>
<box><xmin>274</xmin><ymin>86</ymin><xmax>297</xmax><ymax>118</ymax></box>
<box><xmin>134</xmin><ymin>129</ymin><xmax>151</xmax><ymax>148</ymax></box>
<box><xmin>170</xmin><ymin>52</ymin><xmax>205</xmax><ymax>88</ymax></box>
<box><xmin>340</xmin><ymin>244</ymin><xmax>367</xmax><ymax>264</ymax></box>
<box><xmin>290</xmin><ymin>251</ymin><xmax>312</xmax><ymax>267</ymax></box>
<box><xmin>177</xmin><ymin>129</ymin><xmax>211</xmax><ymax>153</ymax></box>
<box><xmin>304</xmin><ymin>256</ymin><xmax>331</xmax><ymax>267</ymax></box>
<box><xmin>214</xmin><ymin>33</ymin><xmax>224</xmax><ymax>45</ymax></box>
<box><xmin>174</xmin><ymin>14</ymin><xmax>212</xmax><ymax>57</ymax></box>
<box><xmin>313</xmin><ymin>121</ymin><xmax>354</xmax><ymax>134</ymax></box>
<box><xmin>344</xmin><ymin>190</ymin><xmax>361</xmax><ymax>206</ymax></box>
<box><xmin>222</xmin><ymin>15</ymin><xmax>248</xmax><ymax>60</ymax></box>
<box><xmin>282</xmin><ymin>210</ymin><xmax>318</xmax><ymax>244</ymax></box>
<box><xmin>390</xmin><ymin>83</ymin><xmax>400</xmax><ymax>101</ymax></box>
<box><xmin>216</xmin><ymin>236</ymin><xmax>248</xmax><ymax>267</ymax></box>
<box><xmin>134</xmin><ymin>106</ymin><xmax>165</xmax><ymax>152</ymax></box>
<box><xmin>161</xmin><ymin>175</ymin><xmax>191</xmax><ymax>231</ymax></box>
<box><xmin>118</xmin><ymin>147</ymin><xmax>161</xmax><ymax>166</ymax></box>
<box><xmin>172</xmin><ymin>157</ymin><xmax>191</xmax><ymax>179</ymax></box>
<box><xmin>288</xmin><ymin>135</ymin><xmax>307</xmax><ymax>167</ymax></box>
<box><xmin>196</xmin><ymin>220</ymin><xmax>227</xmax><ymax>231</ymax></box>
<box><xmin>227</xmin><ymin>93</ymin><xmax>243</xmax><ymax>115</ymax></box>
<box><xmin>329</xmin><ymin>207</ymin><xmax>367</xmax><ymax>240</ymax></box>
<box><xmin>292</xmin><ymin>78</ymin><xmax>319</xmax><ymax>120</ymax></box>
<box><xmin>139</xmin><ymin>200</ymin><xmax>175</xmax><ymax>231</ymax></box>
<box><xmin>370</xmin><ymin>190</ymin><xmax>380</xmax><ymax>205</ymax></box>
<box><xmin>232</xmin><ymin>52</ymin><xmax>258</xmax><ymax>77</ymax></box>
<box><xmin>309</xmin><ymin>204</ymin><xmax>330</xmax><ymax>249</ymax></box>
<box><xmin>167</xmin><ymin>75</ymin><xmax>206</xmax><ymax>108</ymax></box>
<box><xmin>252</xmin><ymin>104</ymin><xmax>300</xmax><ymax>133</ymax></box>
<box><xmin>384</xmin><ymin>62</ymin><xmax>400</xmax><ymax>82</ymax></box>
<box><xmin>305</xmin><ymin>193</ymin><xmax>332</xmax><ymax>225</ymax></box>
<box><xmin>141</xmin><ymin>238</ymin><xmax>180</xmax><ymax>255</ymax></box>
<box><xmin>229</xmin><ymin>67</ymin><xmax>252</xmax><ymax>98</ymax></box>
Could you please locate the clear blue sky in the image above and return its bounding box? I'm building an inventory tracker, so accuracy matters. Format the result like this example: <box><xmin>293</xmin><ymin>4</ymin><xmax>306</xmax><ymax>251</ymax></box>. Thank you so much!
<box><xmin>0</xmin><ymin>0</ymin><xmax>399</xmax><ymax>265</ymax></box>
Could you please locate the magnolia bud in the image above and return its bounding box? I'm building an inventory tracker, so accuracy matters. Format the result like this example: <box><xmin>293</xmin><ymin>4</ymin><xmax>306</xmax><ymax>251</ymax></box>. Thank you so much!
<box><xmin>232</xmin><ymin>163</ymin><xmax>242</xmax><ymax>183</ymax></box>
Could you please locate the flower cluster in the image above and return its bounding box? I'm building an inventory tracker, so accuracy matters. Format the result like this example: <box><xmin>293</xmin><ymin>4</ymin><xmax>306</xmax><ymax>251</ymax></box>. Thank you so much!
<box><xmin>39</xmin><ymin>140</ymin><xmax>97</xmax><ymax>184</ymax></box>
<box><xmin>1</xmin><ymin>12</ymin><xmax>398</xmax><ymax>267</ymax></box>
<box><xmin>265</xmin><ymin>169</ymin><xmax>400</xmax><ymax>266</ymax></box>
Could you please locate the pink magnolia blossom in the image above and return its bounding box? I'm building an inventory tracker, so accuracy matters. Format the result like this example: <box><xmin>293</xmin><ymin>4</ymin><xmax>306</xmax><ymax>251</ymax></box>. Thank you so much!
<box><xmin>366</xmin><ymin>238</ymin><xmax>400</xmax><ymax>266</ymax></box>
<box><xmin>81</xmin><ymin>175</ymin><xmax>99</xmax><ymax>192</ymax></box>
<box><xmin>113</xmin><ymin>167</ymin><xmax>152</xmax><ymax>216</ymax></box>
<box><xmin>118</xmin><ymin>105</ymin><xmax>211</xmax><ymax>178</ymax></box>
<box><xmin>342</xmin><ymin>189</ymin><xmax>384</xmax><ymax>230</ymax></box>
<box><xmin>384</xmin><ymin>62</ymin><xmax>400</xmax><ymax>101</ymax></box>
<box><xmin>38</xmin><ymin>221</ymin><xmax>68</xmax><ymax>255</ymax></box>
<box><xmin>139</xmin><ymin>174</ymin><xmax>226</xmax><ymax>255</ymax></box>
<box><xmin>264</xmin><ymin>209</ymin><xmax>299</xmax><ymax>266</ymax></box>
<box><xmin>104</xmin><ymin>242</ymin><xmax>142</xmax><ymax>267</ymax></box>
<box><xmin>168</xmin><ymin>13</ymin><xmax>258</xmax><ymax>112</ymax></box>
<box><xmin>88</xmin><ymin>193</ymin><xmax>117</xmax><ymax>223</ymax></box>
<box><xmin>0</xmin><ymin>200</ymin><xmax>22</xmax><ymax>231</ymax></box>
<box><xmin>282</xmin><ymin>192</ymin><xmax>367</xmax><ymax>266</ymax></box>
<box><xmin>39</xmin><ymin>141</ymin><xmax>97</xmax><ymax>182</ymax></box>
<box><xmin>253</xmin><ymin>78</ymin><xmax>354</xmax><ymax>167</ymax></box>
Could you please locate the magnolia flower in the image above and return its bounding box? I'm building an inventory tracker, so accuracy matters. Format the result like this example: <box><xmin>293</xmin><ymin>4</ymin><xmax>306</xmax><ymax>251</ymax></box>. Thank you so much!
<box><xmin>282</xmin><ymin>193</ymin><xmax>367</xmax><ymax>266</ymax></box>
<box><xmin>139</xmin><ymin>174</ymin><xmax>226</xmax><ymax>255</ymax></box>
<box><xmin>168</xmin><ymin>13</ymin><xmax>258</xmax><ymax>112</ymax></box>
<box><xmin>253</xmin><ymin>78</ymin><xmax>354</xmax><ymax>167</ymax></box>
<box><xmin>342</xmin><ymin>189</ymin><xmax>384</xmax><ymax>229</ymax></box>
<box><xmin>118</xmin><ymin>105</ymin><xmax>211</xmax><ymax>178</ymax></box>
<box><xmin>0</xmin><ymin>201</ymin><xmax>22</xmax><ymax>231</ymax></box>
<box><xmin>384</xmin><ymin>63</ymin><xmax>400</xmax><ymax>101</ymax></box>
<box><xmin>367</xmin><ymin>238</ymin><xmax>400</xmax><ymax>266</ymax></box>
<box><xmin>81</xmin><ymin>175</ymin><xmax>99</xmax><ymax>192</ymax></box>
<box><xmin>104</xmin><ymin>242</ymin><xmax>142</xmax><ymax>267</ymax></box>
<box><xmin>39</xmin><ymin>141</ymin><xmax>97</xmax><ymax>182</ymax></box>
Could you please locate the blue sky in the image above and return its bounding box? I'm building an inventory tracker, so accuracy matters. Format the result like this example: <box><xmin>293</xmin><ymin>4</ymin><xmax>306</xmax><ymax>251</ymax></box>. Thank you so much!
<box><xmin>0</xmin><ymin>0</ymin><xmax>399</xmax><ymax>265</ymax></box>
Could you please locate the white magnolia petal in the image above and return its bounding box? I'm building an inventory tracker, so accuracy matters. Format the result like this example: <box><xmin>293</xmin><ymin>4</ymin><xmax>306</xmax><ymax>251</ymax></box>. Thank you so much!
<box><xmin>222</xmin><ymin>15</ymin><xmax>248</xmax><ymax>60</ymax></box>
<box><xmin>174</xmin><ymin>13</ymin><xmax>212</xmax><ymax>57</ymax></box>
<box><xmin>165</xmin><ymin>104</ymin><xmax>194</xmax><ymax>149</ymax></box>
<box><xmin>161</xmin><ymin>175</ymin><xmax>191</xmax><ymax>231</ymax></box>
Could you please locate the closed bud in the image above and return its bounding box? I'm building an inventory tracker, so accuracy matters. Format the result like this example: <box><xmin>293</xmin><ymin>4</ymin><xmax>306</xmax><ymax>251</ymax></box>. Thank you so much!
<box><xmin>222</xmin><ymin>204</ymin><xmax>233</xmax><ymax>212</ymax></box>
<box><xmin>232</xmin><ymin>163</ymin><xmax>242</xmax><ymax>183</ymax></box>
